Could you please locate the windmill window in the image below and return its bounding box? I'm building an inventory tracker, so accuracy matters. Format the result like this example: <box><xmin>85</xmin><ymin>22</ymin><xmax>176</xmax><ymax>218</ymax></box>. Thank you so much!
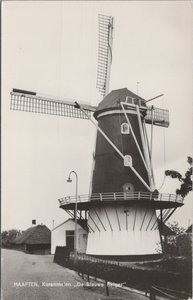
<box><xmin>124</xmin><ymin>155</ymin><xmax>132</xmax><ymax>167</ymax></box>
<box><xmin>122</xmin><ymin>183</ymin><xmax>135</xmax><ymax>200</ymax></box>
<box><xmin>121</xmin><ymin>123</ymin><xmax>130</xmax><ymax>134</ymax></box>
<box><xmin>122</xmin><ymin>183</ymin><xmax>135</xmax><ymax>192</ymax></box>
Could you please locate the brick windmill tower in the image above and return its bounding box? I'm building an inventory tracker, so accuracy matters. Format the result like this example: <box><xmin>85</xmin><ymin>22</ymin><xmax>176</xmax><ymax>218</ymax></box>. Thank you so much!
<box><xmin>10</xmin><ymin>14</ymin><xmax>183</xmax><ymax>260</ymax></box>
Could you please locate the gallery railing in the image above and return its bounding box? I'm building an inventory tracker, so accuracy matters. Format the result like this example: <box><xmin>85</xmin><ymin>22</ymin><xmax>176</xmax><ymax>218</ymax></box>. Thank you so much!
<box><xmin>58</xmin><ymin>192</ymin><xmax>183</xmax><ymax>206</ymax></box>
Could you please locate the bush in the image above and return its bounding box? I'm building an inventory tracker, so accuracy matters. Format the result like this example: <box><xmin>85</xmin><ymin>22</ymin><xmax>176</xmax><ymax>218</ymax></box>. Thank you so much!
<box><xmin>176</xmin><ymin>234</ymin><xmax>192</xmax><ymax>257</ymax></box>
<box><xmin>1</xmin><ymin>229</ymin><xmax>21</xmax><ymax>248</ymax></box>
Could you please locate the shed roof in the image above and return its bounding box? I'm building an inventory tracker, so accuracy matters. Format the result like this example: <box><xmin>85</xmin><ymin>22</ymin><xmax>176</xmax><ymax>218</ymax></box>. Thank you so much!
<box><xmin>13</xmin><ymin>225</ymin><xmax>51</xmax><ymax>245</ymax></box>
<box><xmin>52</xmin><ymin>218</ymin><xmax>88</xmax><ymax>232</ymax></box>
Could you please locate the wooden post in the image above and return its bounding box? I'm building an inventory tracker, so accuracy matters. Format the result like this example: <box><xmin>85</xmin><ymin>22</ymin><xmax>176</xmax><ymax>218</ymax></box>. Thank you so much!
<box><xmin>160</xmin><ymin>209</ymin><xmax>164</xmax><ymax>253</ymax></box>
<box><xmin>149</xmin><ymin>287</ymin><xmax>156</xmax><ymax>300</ymax></box>
<box><xmin>105</xmin><ymin>280</ymin><xmax>109</xmax><ymax>296</ymax></box>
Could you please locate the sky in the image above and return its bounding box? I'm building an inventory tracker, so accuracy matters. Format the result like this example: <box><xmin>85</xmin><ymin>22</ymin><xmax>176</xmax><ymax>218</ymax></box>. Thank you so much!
<box><xmin>2</xmin><ymin>1</ymin><xmax>193</xmax><ymax>231</ymax></box>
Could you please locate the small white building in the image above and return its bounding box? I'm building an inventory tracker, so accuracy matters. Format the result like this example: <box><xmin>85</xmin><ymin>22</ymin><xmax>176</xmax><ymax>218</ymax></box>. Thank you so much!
<box><xmin>51</xmin><ymin>218</ymin><xmax>88</xmax><ymax>255</ymax></box>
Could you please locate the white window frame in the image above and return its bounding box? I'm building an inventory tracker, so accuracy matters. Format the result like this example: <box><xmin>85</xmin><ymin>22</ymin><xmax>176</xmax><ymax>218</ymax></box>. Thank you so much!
<box><xmin>122</xmin><ymin>182</ymin><xmax>135</xmax><ymax>192</ymax></box>
<box><xmin>124</xmin><ymin>155</ymin><xmax>132</xmax><ymax>167</ymax></box>
<box><xmin>121</xmin><ymin>122</ymin><xmax>130</xmax><ymax>134</ymax></box>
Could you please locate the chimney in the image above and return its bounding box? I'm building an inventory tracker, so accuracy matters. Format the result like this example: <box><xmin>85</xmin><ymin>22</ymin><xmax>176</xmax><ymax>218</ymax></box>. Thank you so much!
<box><xmin>32</xmin><ymin>220</ymin><xmax>36</xmax><ymax>225</ymax></box>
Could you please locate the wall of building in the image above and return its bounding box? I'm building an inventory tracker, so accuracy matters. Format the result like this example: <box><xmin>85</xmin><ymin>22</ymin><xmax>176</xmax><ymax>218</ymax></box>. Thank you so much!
<box><xmin>92</xmin><ymin>112</ymin><xmax>150</xmax><ymax>194</ymax></box>
<box><xmin>51</xmin><ymin>220</ymin><xmax>88</xmax><ymax>254</ymax></box>
<box><xmin>13</xmin><ymin>244</ymin><xmax>26</xmax><ymax>252</ymax></box>
<box><xmin>26</xmin><ymin>244</ymin><xmax>51</xmax><ymax>255</ymax></box>
<box><xmin>86</xmin><ymin>204</ymin><xmax>161</xmax><ymax>256</ymax></box>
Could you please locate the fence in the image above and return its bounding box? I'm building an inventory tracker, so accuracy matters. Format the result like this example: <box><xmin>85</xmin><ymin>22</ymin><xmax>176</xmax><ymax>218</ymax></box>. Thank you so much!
<box><xmin>58</xmin><ymin>192</ymin><xmax>183</xmax><ymax>206</ymax></box>
<box><xmin>71</xmin><ymin>252</ymin><xmax>120</xmax><ymax>266</ymax></box>
<box><xmin>150</xmin><ymin>285</ymin><xmax>192</xmax><ymax>300</ymax></box>
<box><xmin>53</xmin><ymin>248</ymin><xmax>192</xmax><ymax>298</ymax></box>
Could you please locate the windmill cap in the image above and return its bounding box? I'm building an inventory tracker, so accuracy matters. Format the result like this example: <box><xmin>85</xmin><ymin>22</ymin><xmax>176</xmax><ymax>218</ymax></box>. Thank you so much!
<box><xmin>94</xmin><ymin>88</ymin><xmax>146</xmax><ymax>119</ymax></box>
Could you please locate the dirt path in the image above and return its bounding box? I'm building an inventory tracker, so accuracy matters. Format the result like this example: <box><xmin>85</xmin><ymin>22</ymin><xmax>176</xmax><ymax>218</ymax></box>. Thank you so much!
<box><xmin>2</xmin><ymin>249</ymin><xmax>148</xmax><ymax>300</ymax></box>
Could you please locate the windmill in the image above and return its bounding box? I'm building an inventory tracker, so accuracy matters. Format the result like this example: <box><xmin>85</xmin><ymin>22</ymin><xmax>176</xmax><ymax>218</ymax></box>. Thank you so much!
<box><xmin>10</xmin><ymin>14</ymin><xmax>183</xmax><ymax>261</ymax></box>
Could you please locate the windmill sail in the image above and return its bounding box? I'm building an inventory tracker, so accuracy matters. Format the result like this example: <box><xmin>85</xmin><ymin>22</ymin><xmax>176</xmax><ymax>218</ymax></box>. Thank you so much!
<box><xmin>145</xmin><ymin>107</ymin><xmax>169</xmax><ymax>127</ymax></box>
<box><xmin>10</xmin><ymin>89</ymin><xmax>96</xmax><ymax>120</ymax></box>
<box><xmin>96</xmin><ymin>14</ymin><xmax>114</xmax><ymax>98</ymax></box>
<box><xmin>10</xmin><ymin>89</ymin><xmax>169</xmax><ymax>126</ymax></box>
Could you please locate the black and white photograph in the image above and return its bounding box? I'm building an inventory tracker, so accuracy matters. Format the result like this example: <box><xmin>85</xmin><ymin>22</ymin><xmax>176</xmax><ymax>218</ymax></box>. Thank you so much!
<box><xmin>2</xmin><ymin>1</ymin><xmax>192</xmax><ymax>299</ymax></box>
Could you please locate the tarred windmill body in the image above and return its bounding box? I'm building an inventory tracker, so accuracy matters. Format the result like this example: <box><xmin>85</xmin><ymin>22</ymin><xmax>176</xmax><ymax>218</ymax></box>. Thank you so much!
<box><xmin>10</xmin><ymin>14</ymin><xmax>184</xmax><ymax>261</ymax></box>
<box><xmin>87</xmin><ymin>89</ymin><xmax>157</xmax><ymax>258</ymax></box>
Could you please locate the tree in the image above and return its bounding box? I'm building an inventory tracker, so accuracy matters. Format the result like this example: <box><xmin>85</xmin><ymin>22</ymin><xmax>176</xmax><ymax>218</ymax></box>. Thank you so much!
<box><xmin>164</xmin><ymin>222</ymin><xmax>192</xmax><ymax>257</ymax></box>
<box><xmin>165</xmin><ymin>156</ymin><xmax>192</xmax><ymax>198</ymax></box>
<box><xmin>167</xmin><ymin>221</ymin><xmax>185</xmax><ymax>236</ymax></box>
<box><xmin>1</xmin><ymin>229</ymin><xmax>21</xmax><ymax>248</ymax></box>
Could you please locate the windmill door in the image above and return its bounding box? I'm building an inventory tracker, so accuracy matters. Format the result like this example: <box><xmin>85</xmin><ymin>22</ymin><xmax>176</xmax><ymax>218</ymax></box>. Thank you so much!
<box><xmin>66</xmin><ymin>230</ymin><xmax>74</xmax><ymax>252</ymax></box>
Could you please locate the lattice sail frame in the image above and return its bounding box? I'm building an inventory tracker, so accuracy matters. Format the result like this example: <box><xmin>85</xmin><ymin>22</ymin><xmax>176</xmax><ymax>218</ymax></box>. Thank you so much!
<box><xmin>10</xmin><ymin>91</ymin><xmax>95</xmax><ymax>119</ymax></box>
<box><xmin>96</xmin><ymin>14</ymin><xmax>114</xmax><ymax>98</ymax></box>
<box><xmin>10</xmin><ymin>91</ymin><xmax>169</xmax><ymax>127</ymax></box>
<box><xmin>145</xmin><ymin>107</ymin><xmax>169</xmax><ymax>127</ymax></box>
